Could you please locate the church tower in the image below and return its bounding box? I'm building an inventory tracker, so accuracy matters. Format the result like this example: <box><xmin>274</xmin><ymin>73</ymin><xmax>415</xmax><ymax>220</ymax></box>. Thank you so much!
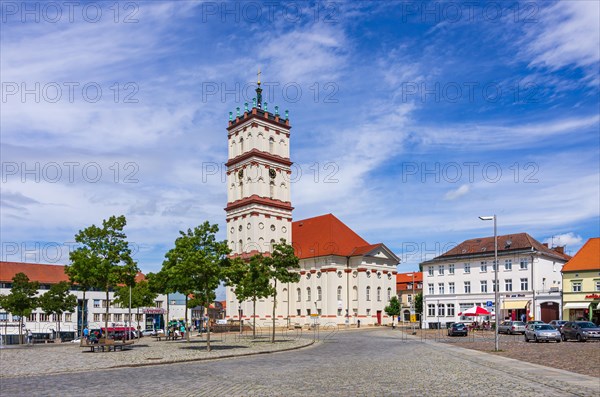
<box><xmin>225</xmin><ymin>72</ymin><xmax>293</xmax><ymax>257</ymax></box>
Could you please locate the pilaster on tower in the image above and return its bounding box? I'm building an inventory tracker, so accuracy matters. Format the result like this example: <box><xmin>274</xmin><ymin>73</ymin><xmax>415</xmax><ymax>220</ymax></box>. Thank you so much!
<box><xmin>225</xmin><ymin>76</ymin><xmax>293</xmax><ymax>257</ymax></box>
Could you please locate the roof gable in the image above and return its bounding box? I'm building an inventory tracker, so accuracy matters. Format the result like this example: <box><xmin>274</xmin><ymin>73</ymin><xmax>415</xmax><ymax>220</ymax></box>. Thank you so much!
<box><xmin>562</xmin><ymin>238</ymin><xmax>600</xmax><ymax>272</ymax></box>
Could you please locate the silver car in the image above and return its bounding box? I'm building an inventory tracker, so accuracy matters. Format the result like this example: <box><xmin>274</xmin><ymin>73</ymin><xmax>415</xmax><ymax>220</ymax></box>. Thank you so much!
<box><xmin>498</xmin><ymin>320</ymin><xmax>526</xmax><ymax>335</ymax></box>
<box><xmin>524</xmin><ymin>324</ymin><xmax>561</xmax><ymax>343</ymax></box>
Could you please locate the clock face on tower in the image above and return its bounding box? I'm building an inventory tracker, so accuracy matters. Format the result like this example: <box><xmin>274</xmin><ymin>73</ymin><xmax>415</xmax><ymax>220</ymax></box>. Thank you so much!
<box><xmin>269</xmin><ymin>168</ymin><xmax>276</xmax><ymax>179</ymax></box>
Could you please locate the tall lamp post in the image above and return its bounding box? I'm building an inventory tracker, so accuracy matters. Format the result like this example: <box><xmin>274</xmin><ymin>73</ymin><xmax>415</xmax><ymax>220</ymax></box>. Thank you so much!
<box><xmin>479</xmin><ymin>215</ymin><xmax>499</xmax><ymax>352</ymax></box>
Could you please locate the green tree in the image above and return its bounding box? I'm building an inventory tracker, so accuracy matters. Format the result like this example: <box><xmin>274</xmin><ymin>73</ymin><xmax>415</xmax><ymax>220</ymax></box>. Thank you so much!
<box><xmin>113</xmin><ymin>280</ymin><xmax>157</xmax><ymax>340</ymax></box>
<box><xmin>38</xmin><ymin>281</ymin><xmax>77</xmax><ymax>340</ymax></box>
<box><xmin>65</xmin><ymin>248</ymin><xmax>98</xmax><ymax>338</ymax></box>
<box><xmin>414</xmin><ymin>292</ymin><xmax>423</xmax><ymax>318</ymax></box>
<box><xmin>384</xmin><ymin>296</ymin><xmax>401</xmax><ymax>327</ymax></box>
<box><xmin>266</xmin><ymin>240</ymin><xmax>299</xmax><ymax>343</ymax></box>
<box><xmin>147</xmin><ymin>270</ymin><xmax>175</xmax><ymax>331</ymax></box>
<box><xmin>162</xmin><ymin>221</ymin><xmax>229</xmax><ymax>350</ymax></box>
<box><xmin>243</xmin><ymin>254</ymin><xmax>273</xmax><ymax>339</ymax></box>
<box><xmin>0</xmin><ymin>273</ymin><xmax>39</xmax><ymax>344</ymax></box>
<box><xmin>222</xmin><ymin>257</ymin><xmax>251</xmax><ymax>334</ymax></box>
<box><xmin>69</xmin><ymin>215</ymin><xmax>139</xmax><ymax>334</ymax></box>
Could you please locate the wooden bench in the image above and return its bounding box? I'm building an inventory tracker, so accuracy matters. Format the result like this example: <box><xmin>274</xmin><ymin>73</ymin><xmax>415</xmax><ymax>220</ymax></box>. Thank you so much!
<box><xmin>153</xmin><ymin>333</ymin><xmax>166</xmax><ymax>341</ymax></box>
<box><xmin>82</xmin><ymin>338</ymin><xmax>134</xmax><ymax>352</ymax></box>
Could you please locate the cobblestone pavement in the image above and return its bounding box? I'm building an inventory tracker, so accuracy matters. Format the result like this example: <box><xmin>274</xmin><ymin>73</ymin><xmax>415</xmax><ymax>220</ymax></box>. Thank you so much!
<box><xmin>0</xmin><ymin>331</ymin><xmax>312</xmax><ymax>378</ymax></box>
<box><xmin>409</xmin><ymin>328</ymin><xmax>600</xmax><ymax>378</ymax></box>
<box><xmin>1</xmin><ymin>328</ymin><xmax>598</xmax><ymax>397</ymax></box>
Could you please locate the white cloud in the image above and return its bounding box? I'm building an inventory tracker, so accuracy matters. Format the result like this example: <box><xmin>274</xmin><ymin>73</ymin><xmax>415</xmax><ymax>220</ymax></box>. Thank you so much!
<box><xmin>543</xmin><ymin>232</ymin><xmax>583</xmax><ymax>248</ymax></box>
<box><xmin>521</xmin><ymin>1</ymin><xmax>600</xmax><ymax>85</ymax></box>
<box><xmin>444</xmin><ymin>184</ymin><xmax>470</xmax><ymax>201</ymax></box>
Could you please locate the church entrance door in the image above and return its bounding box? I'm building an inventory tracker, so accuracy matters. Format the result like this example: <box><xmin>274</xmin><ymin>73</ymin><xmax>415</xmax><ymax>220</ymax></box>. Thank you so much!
<box><xmin>376</xmin><ymin>311</ymin><xmax>382</xmax><ymax>325</ymax></box>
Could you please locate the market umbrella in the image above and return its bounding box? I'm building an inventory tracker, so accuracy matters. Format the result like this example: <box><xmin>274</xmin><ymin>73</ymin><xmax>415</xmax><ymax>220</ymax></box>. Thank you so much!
<box><xmin>458</xmin><ymin>306</ymin><xmax>491</xmax><ymax>316</ymax></box>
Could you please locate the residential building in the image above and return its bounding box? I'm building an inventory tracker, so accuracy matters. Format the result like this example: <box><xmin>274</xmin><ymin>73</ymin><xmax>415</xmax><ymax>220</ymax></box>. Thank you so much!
<box><xmin>420</xmin><ymin>233</ymin><xmax>570</xmax><ymax>328</ymax></box>
<box><xmin>396</xmin><ymin>272</ymin><xmax>423</xmax><ymax>322</ymax></box>
<box><xmin>561</xmin><ymin>238</ymin><xmax>600</xmax><ymax>323</ymax></box>
<box><xmin>224</xmin><ymin>88</ymin><xmax>399</xmax><ymax>325</ymax></box>
<box><xmin>0</xmin><ymin>261</ymin><xmax>188</xmax><ymax>343</ymax></box>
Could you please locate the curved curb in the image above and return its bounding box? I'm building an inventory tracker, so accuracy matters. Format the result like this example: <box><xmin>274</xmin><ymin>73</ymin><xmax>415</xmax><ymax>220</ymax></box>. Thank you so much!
<box><xmin>112</xmin><ymin>339</ymin><xmax>316</xmax><ymax>370</ymax></box>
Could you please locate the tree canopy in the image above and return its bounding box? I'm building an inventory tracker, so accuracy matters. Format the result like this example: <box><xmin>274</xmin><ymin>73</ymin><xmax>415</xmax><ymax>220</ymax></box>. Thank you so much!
<box><xmin>0</xmin><ymin>273</ymin><xmax>40</xmax><ymax>344</ymax></box>
<box><xmin>38</xmin><ymin>281</ymin><xmax>77</xmax><ymax>338</ymax></box>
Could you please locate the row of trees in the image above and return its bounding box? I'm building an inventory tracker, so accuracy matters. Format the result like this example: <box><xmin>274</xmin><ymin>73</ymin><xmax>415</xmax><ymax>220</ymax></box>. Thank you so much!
<box><xmin>0</xmin><ymin>274</ymin><xmax>77</xmax><ymax>344</ymax></box>
<box><xmin>147</xmin><ymin>221</ymin><xmax>300</xmax><ymax>351</ymax></box>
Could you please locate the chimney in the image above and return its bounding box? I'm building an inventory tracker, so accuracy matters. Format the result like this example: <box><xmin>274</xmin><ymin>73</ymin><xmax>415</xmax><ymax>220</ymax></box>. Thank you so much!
<box><xmin>553</xmin><ymin>246</ymin><xmax>565</xmax><ymax>254</ymax></box>
<box><xmin>542</xmin><ymin>243</ymin><xmax>549</xmax><ymax>248</ymax></box>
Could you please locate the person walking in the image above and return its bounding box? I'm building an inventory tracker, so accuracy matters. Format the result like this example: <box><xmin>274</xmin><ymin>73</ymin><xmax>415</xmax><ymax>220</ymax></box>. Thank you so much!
<box><xmin>83</xmin><ymin>326</ymin><xmax>89</xmax><ymax>342</ymax></box>
<box><xmin>357</xmin><ymin>319</ymin><xmax>361</xmax><ymax>328</ymax></box>
<box><xmin>26</xmin><ymin>329</ymin><xmax>33</xmax><ymax>345</ymax></box>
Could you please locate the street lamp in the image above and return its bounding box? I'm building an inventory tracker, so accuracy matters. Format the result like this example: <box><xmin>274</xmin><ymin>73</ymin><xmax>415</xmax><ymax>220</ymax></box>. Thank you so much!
<box><xmin>479</xmin><ymin>215</ymin><xmax>499</xmax><ymax>352</ymax></box>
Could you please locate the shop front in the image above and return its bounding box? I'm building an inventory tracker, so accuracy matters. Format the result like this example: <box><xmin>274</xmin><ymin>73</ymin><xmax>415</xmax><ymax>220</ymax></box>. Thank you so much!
<box><xmin>563</xmin><ymin>302</ymin><xmax>591</xmax><ymax>321</ymax></box>
<box><xmin>142</xmin><ymin>308</ymin><xmax>165</xmax><ymax>331</ymax></box>
<box><xmin>501</xmin><ymin>300</ymin><xmax>529</xmax><ymax>322</ymax></box>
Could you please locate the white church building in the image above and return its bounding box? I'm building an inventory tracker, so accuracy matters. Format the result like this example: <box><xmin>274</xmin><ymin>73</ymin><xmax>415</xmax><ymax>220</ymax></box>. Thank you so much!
<box><xmin>224</xmin><ymin>80</ymin><xmax>399</xmax><ymax>326</ymax></box>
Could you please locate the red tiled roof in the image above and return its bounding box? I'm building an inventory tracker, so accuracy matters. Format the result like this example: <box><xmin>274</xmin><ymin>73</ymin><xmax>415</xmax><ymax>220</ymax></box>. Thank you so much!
<box><xmin>350</xmin><ymin>244</ymin><xmax>383</xmax><ymax>256</ymax></box>
<box><xmin>0</xmin><ymin>261</ymin><xmax>147</xmax><ymax>285</ymax></box>
<box><xmin>0</xmin><ymin>261</ymin><xmax>69</xmax><ymax>284</ymax></box>
<box><xmin>396</xmin><ymin>272</ymin><xmax>423</xmax><ymax>284</ymax></box>
<box><xmin>436</xmin><ymin>233</ymin><xmax>571</xmax><ymax>262</ymax></box>
<box><xmin>292</xmin><ymin>214</ymin><xmax>370</xmax><ymax>259</ymax></box>
<box><xmin>562</xmin><ymin>238</ymin><xmax>600</xmax><ymax>272</ymax></box>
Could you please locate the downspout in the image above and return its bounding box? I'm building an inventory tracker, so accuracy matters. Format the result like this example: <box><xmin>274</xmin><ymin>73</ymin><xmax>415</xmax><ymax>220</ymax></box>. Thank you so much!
<box><xmin>346</xmin><ymin>255</ymin><xmax>350</xmax><ymax>328</ymax></box>
<box><xmin>531</xmin><ymin>249</ymin><xmax>535</xmax><ymax>321</ymax></box>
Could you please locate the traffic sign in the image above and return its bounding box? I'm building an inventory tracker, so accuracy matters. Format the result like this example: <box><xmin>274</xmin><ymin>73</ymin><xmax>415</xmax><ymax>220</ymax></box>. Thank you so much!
<box><xmin>486</xmin><ymin>301</ymin><xmax>493</xmax><ymax>307</ymax></box>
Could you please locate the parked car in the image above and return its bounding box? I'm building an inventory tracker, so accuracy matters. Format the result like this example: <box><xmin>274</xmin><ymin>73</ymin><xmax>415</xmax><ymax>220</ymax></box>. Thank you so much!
<box><xmin>497</xmin><ymin>321</ymin><xmax>526</xmax><ymax>335</ymax></box>
<box><xmin>447</xmin><ymin>323</ymin><xmax>468</xmax><ymax>337</ymax></box>
<box><xmin>561</xmin><ymin>321</ymin><xmax>600</xmax><ymax>342</ymax></box>
<box><xmin>524</xmin><ymin>324</ymin><xmax>561</xmax><ymax>343</ymax></box>
<box><xmin>526</xmin><ymin>320</ymin><xmax>546</xmax><ymax>326</ymax></box>
<box><xmin>141</xmin><ymin>329</ymin><xmax>157</xmax><ymax>337</ymax></box>
<box><xmin>549</xmin><ymin>320</ymin><xmax>568</xmax><ymax>332</ymax></box>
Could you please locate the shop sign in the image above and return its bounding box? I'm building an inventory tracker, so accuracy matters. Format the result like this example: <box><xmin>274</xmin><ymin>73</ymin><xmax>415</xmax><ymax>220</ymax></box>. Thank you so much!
<box><xmin>584</xmin><ymin>294</ymin><xmax>600</xmax><ymax>299</ymax></box>
<box><xmin>143</xmin><ymin>308</ymin><xmax>165</xmax><ymax>314</ymax></box>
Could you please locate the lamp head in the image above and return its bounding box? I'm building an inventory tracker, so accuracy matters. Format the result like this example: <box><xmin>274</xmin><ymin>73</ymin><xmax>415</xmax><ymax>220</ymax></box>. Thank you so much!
<box><xmin>479</xmin><ymin>216</ymin><xmax>494</xmax><ymax>221</ymax></box>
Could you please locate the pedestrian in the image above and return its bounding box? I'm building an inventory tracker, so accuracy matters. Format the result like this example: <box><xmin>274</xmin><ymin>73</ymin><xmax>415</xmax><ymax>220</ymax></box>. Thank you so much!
<box><xmin>357</xmin><ymin>319</ymin><xmax>361</xmax><ymax>328</ymax></box>
<box><xmin>27</xmin><ymin>329</ymin><xmax>33</xmax><ymax>345</ymax></box>
<box><xmin>83</xmin><ymin>326</ymin><xmax>89</xmax><ymax>341</ymax></box>
<box><xmin>520</xmin><ymin>313</ymin><xmax>526</xmax><ymax>323</ymax></box>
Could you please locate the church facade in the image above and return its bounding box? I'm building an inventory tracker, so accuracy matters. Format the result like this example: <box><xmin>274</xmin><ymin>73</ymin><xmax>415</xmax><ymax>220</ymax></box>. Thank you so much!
<box><xmin>224</xmin><ymin>81</ymin><xmax>399</xmax><ymax>326</ymax></box>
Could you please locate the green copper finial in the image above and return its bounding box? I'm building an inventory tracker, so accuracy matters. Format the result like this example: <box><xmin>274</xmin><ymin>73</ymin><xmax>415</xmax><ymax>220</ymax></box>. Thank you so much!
<box><xmin>275</xmin><ymin>105</ymin><xmax>279</xmax><ymax>115</ymax></box>
<box><xmin>229</xmin><ymin>111</ymin><xmax>233</xmax><ymax>121</ymax></box>
<box><xmin>264</xmin><ymin>102</ymin><xmax>268</xmax><ymax>111</ymax></box>
<box><xmin>244</xmin><ymin>102</ymin><xmax>248</xmax><ymax>112</ymax></box>
<box><xmin>252</xmin><ymin>98</ymin><xmax>256</xmax><ymax>108</ymax></box>
<box><xmin>236</xmin><ymin>107</ymin><xmax>240</xmax><ymax>117</ymax></box>
<box><xmin>285</xmin><ymin>109</ymin><xmax>289</xmax><ymax>120</ymax></box>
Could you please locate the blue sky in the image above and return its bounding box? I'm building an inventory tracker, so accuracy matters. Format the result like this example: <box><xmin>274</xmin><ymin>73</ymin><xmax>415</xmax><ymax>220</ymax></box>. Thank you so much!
<box><xmin>2</xmin><ymin>1</ymin><xmax>599</xmax><ymax>283</ymax></box>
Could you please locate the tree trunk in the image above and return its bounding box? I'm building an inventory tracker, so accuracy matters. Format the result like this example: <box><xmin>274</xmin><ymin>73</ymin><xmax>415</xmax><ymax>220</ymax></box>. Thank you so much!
<box><xmin>239</xmin><ymin>300</ymin><xmax>243</xmax><ymax>335</ymax></box>
<box><xmin>185</xmin><ymin>295</ymin><xmax>190</xmax><ymax>343</ymax></box>
<box><xmin>104</xmin><ymin>290</ymin><xmax>109</xmax><ymax>339</ymax></box>
<box><xmin>271</xmin><ymin>279</ymin><xmax>277</xmax><ymax>343</ymax></box>
<box><xmin>206</xmin><ymin>310</ymin><xmax>211</xmax><ymax>352</ymax></box>
<box><xmin>81</xmin><ymin>291</ymin><xmax>86</xmax><ymax>339</ymax></box>
<box><xmin>252</xmin><ymin>297</ymin><xmax>256</xmax><ymax>339</ymax></box>
<box><xmin>166</xmin><ymin>293</ymin><xmax>169</xmax><ymax>332</ymax></box>
<box><xmin>137</xmin><ymin>307</ymin><xmax>140</xmax><ymax>341</ymax></box>
<box><xmin>18</xmin><ymin>317</ymin><xmax>23</xmax><ymax>345</ymax></box>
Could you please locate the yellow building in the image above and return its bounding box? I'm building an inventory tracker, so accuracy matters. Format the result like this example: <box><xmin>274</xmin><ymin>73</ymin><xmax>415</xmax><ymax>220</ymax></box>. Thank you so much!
<box><xmin>561</xmin><ymin>238</ymin><xmax>600</xmax><ymax>323</ymax></box>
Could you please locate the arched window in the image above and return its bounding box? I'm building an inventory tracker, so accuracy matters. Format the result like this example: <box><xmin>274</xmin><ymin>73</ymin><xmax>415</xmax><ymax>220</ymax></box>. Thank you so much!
<box><xmin>239</xmin><ymin>181</ymin><xmax>244</xmax><ymax>198</ymax></box>
<box><xmin>270</xmin><ymin>239</ymin><xmax>276</xmax><ymax>252</ymax></box>
<box><xmin>306</xmin><ymin>287</ymin><xmax>311</xmax><ymax>302</ymax></box>
<box><xmin>336</xmin><ymin>286</ymin><xmax>342</xmax><ymax>301</ymax></box>
<box><xmin>282</xmin><ymin>288</ymin><xmax>288</xmax><ymax>302</ymax></box>
<box><xmin>269</xmin><ymin>137</ymin><xmax>275</xmax><ymax>153</ymax></box>
<box><xmin>296</xmin><ymin>288</ymin><xmax>301</xmax><ymax>302</ymax></box>
<box><xmin>231</xmin><ymin>140</ymin><xmax>236</xmax><ymax>157</ymax></box>
<box><xmin>269</xmin><ymin>181</ymin><xmax>275</xmax><ymax>199</ymax></box>
<box><xmin>238</xmin><ymin>239</ymin><xmax>243</xmax><ymax>252</ymax></box>
<box><xmin>317</xmin><ymin>286</ymin><xmax>322</xmax><ymax>301</ymax></box>
<box><xmin>387</xmin><ymin>287</ymin><xmax>392</xmax><ymax>301</ymax></box>
<box><xmin>239</xmin><ymin>137</ymin><xmax>244</xmax><ymax>153</ymax></box>
<box><xmin>377</xmin><ymin>287</ymin><xmax>382</xmax><ymax>301</ymax></box>
<box><xmin>366</xmin><ymin>286</ymin><xmax>371</xmax><ymax>301</ymax></box>
<box><xmin>353</xmin><ymin>286</ymin><xmax>358</xmax><ymax>300</ymax></box>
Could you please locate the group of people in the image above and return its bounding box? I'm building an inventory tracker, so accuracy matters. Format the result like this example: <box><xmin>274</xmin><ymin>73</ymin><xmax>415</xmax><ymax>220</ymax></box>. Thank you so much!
<box><xmin>470</xmin><ymin>321</ymin><xmax>492</xmax><ymax>330</ymax></box>
<box><xmin>167</xmin><ymin>324</ymin><xmax>187</xmax><ymax>338</ymax></box>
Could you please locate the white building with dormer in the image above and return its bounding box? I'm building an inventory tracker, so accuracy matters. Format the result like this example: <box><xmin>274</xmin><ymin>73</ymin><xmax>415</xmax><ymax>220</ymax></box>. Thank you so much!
<box><xmin>224</xmin><ymin>80</ymin><xmax>398</xmax><ymax>326</ymax></box>
<box><xmin>420</xmin><ymin>233</ymin><xmax>571</xmax><ymax>329</ymax></box>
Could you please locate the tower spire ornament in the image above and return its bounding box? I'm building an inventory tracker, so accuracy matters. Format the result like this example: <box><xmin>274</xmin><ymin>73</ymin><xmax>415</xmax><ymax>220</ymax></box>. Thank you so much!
<box><xmin>256</xmin><ymin>67</ymin><xmax>263</xmax><ymax>109</ymax></box>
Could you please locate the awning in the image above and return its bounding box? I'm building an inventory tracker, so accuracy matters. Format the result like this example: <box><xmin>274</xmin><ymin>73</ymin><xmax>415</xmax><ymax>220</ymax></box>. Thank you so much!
<box><xmin>502</xmin><ymin>300</ymin><xmax>528</xmax><ymax>310</ymax></box>
<box><xmin>563</xmin><ymin>302</ymin><xmax>591</xmax><ymax>309</ymax></box>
